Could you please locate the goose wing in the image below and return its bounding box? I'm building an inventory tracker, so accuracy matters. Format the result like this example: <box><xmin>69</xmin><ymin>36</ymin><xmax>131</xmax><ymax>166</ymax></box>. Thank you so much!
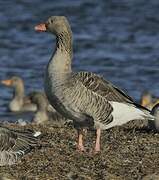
<box><xmin>72</xmin><ymin>72</ymin><xmax>134</xmax><ymax>103</ymax></box>
<box><xmin>0</xmin><ymin>126</ymin><xmax>37</xmax><ymax>166</ymax></box>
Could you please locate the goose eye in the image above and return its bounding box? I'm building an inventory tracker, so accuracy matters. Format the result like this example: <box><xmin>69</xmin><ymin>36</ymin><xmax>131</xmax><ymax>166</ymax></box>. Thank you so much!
<box><xmin>51</xmin><ymin>19</ymin><xmax>53</xmax><ymax>23</ymax></box>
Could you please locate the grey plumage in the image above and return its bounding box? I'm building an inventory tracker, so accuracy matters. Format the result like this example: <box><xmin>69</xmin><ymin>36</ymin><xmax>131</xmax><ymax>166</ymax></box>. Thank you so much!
<box><xmin>42</xmin><ymin>17</ymin><xmax>153</xmax><ymax>128</ymax></box>
<box><xmin>0</xmin><ymin>126</ymin><xmax>37</xmax><ymax>166</ymax></box>
<box><xmin>35</xmin><ymin>16</ymin><xmax>154</xmax><ymax>152</ymax></box>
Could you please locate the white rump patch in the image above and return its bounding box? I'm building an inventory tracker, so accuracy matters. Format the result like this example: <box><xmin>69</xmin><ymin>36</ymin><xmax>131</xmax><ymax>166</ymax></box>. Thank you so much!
<box><xmin>104</xmin><ymin>101</ymin><xmax>150</xmax><ymax>129</ymax></box>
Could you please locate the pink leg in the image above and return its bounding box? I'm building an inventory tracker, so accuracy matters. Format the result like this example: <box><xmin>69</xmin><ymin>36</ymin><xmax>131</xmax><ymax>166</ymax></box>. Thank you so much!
<box><xmin>94</xmin><ymin>128</ymin><xmax>101</xmax><ymax>153</ymax></box>
<box><xmin>77</xmin><ymin>130</ymin><xmax>85</xmax><ymax>152</ymax></box>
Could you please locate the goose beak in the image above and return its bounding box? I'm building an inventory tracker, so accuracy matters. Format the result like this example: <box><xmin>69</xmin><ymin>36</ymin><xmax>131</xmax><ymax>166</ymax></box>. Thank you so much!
<box><xmin>34</xmin><ymin>23</ymin><xmax>47</xmax><ymax>32</ymax></box>
<box><xmin>1</xmin><ymin>79</ymin><xmax>12</xmax><ymax>86</ymax></box>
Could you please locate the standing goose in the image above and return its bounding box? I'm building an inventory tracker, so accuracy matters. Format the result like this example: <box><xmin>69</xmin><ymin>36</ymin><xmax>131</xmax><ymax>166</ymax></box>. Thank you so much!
<box><xmin>0</xmin><ymin>125</ymin><xmax>37</xmax><ymax>166</ymax></box>
<box><xmin>35</xmin><ymin>16</ymin><xmax>155</xmax><ymax>153</ymax></box>
<box><xmin>1</xmin><ymin>76</ymin><xmax>37</xmax><ymax>112</ymax></box>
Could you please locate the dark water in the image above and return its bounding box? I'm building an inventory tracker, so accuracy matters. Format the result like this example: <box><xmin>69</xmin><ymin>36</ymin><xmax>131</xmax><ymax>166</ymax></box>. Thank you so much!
<box><xmin>0</xmin><ymin>0</ymin><xmax>159</xmax><ymax>121</ymax></box>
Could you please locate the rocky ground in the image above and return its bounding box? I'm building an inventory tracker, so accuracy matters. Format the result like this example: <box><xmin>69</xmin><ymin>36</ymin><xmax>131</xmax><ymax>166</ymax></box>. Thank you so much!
<box><xmin>0</xmin><ymin>120</ymin><xmax>159</xmax><ymax>180</ymax></box>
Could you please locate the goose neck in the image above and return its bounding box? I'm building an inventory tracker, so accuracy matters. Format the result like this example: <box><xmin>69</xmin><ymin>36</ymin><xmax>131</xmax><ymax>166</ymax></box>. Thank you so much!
<box><xmin>56</xmin><ymin>31</ymin><xmax>73</xmax><ymax>58</ymax></box>
<box><xmin>13</xmin><ymin>84</ymin><xmax>25</xmax><ymax>99</ymax></box>
<box><xmin>36</xmin><ymin>98</ymin><xmax>48</xmax><ymax>112</ymax></box>
<box><xmin>48</xmin><ymin>31</ymin><xmax>73</xmax><ymax>75</ymax></box>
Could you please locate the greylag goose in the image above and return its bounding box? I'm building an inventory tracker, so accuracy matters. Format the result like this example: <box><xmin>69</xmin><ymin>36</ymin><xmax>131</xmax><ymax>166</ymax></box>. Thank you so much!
<box><xmin>0</xmin><ymin>125</ymin><xmax>37</xmax><ymax>166</ymax></box>
<box><xmin>29</xmin><ymin>92</ymin><xmax>71</xmax><ymax>126</ymax></box>
<box><xmin>35</xmin><ymin>16</ymin><xmax>155</xmax><ymax>153</ymax></box>
<box><xmin>140</xmin><ymin>91</ymin><xmax>159</xmax><ymax>110</ymax></box>
<box><xmin>1</xmin><ymin>76</ymin><xmax>37</xmax><ymax>112</ymax></box>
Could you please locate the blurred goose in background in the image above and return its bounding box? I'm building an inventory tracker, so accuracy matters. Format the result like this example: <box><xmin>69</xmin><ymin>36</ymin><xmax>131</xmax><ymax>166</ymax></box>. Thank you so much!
<box><xmin>1</xmin><ymin>76</ymin><xmax>54</xmax><ymax>113</ymax></box>
<box><xmin>1</xmin><ymin>76</ymin><xmax>37</xmax><ymax>112</ymax></box>
<box><xmin>35</xmin><ymin>16</ymin><xmax>155</xmax><ymax>153</ymax></box>
<box><xmin>140</xmin><ymin>91</ymin><xmax>159</xmax><ymax>110</ymax></box>
<box><xmin>0</xmin><ymin>125</ymin><xmax>37</xmax><ymax>166</ymax></box>
<box><xmin>29</xmin><ymin>92</ymin><xmax>71</xmax><ymax>126</ymax></box>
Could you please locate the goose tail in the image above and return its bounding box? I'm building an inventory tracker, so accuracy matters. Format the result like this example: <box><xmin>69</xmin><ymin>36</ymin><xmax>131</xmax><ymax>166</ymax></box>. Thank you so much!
<box><xmin>133</xmin><ymin>102</ymin><xmax>155</xmax><ymax>121</ymax></box>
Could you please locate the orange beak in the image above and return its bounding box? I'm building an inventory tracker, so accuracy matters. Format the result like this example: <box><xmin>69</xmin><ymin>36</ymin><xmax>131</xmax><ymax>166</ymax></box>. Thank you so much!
<box><xmin>1</xmin><ymin>79</ymin><xmax>12</xmax><ymax>86</ymax></box>
<box><xmin>34</xmin><ymin>23</ymin><xmax>47</xmax><ymax>32</ymax></box>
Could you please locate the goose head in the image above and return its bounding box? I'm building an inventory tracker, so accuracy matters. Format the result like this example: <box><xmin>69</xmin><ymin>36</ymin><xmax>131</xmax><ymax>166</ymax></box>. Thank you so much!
<box><xmin>35</xmin><ymin>16</ymin><xmax>71</xmax><ymax>35</ymax></box>
<box><xmin>1</xmin><ymin>76</ymin><xmax>23</xmax><ymax>88</ymax></box>
<box><xmin>1</xmin><ymin>76</ymin><xmax>24</xmax><ymax>100</ymax></box>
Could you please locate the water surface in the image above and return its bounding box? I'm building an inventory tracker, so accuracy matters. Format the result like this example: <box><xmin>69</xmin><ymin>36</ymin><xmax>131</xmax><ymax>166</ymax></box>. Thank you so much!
<box><xmin>0</xmin><ymin>0</ymin><xmax>159</xmax><ymax>121</ymax></box>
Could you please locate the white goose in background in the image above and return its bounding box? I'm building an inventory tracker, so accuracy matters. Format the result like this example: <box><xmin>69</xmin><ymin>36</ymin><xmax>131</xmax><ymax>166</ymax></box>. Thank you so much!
<box><xmin>35</xmin><ymin>16</ymin><xmax>155</xmax><ymax>153</ymax></box>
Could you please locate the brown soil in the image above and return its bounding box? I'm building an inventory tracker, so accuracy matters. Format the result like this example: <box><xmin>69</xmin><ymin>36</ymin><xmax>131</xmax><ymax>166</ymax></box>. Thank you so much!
<box><xmin>0</xmin><ymin>120</ymin><xmax>159</xmax><ymax>180</ymax></box>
